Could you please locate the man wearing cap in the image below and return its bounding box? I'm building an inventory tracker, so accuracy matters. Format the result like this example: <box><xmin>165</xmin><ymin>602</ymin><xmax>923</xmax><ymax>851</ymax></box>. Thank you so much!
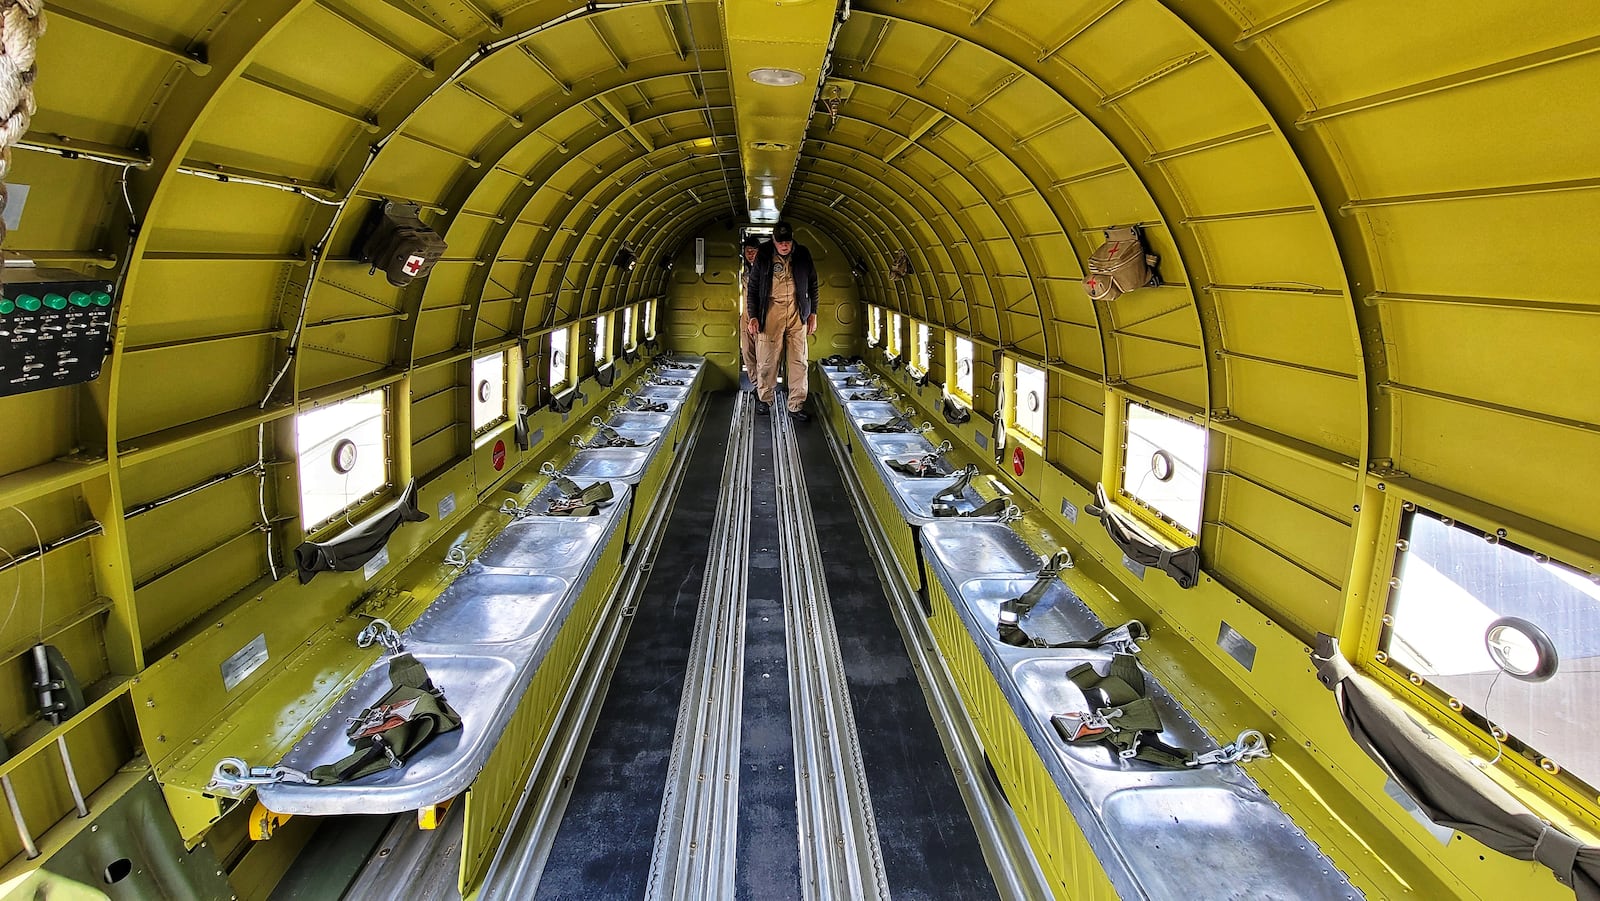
<box><xmin>746</xmin><ymin>221</ymin><xmax>818</xmax><ymax>420</ymax></box>
<box><xmin>737</xmin><ymin>235</ymin><xmax>761</xmax><ymax>391</ymax></box>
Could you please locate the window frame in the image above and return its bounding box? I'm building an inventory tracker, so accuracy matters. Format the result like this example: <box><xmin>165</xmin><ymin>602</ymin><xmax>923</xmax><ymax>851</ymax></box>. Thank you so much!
<box><xmin>1116</xmin><ymin>399</ymin><xmax>1206</xmax><ymax>543</ymax></box>
<box><xmin>1006</xmin><ymin>356</ymin><xmax>1047</xmax><ymax>447</ymax></box>
<box><xmin>294</xmin><ymin>387</ymin><xmax>392</xmax><ymax>534</ymax></box>
<box><xmin>470</xmin><ymin>350</ymin><xmax>509</xmax><ymax>436</ymax></box>
<box><xmin>622</xmin><ymin>305</ymin><xmax>637</xmax><ymax>351</ymax></box>
<box><xmin>948</xmin><ymin>334</ymin><xmax>974</xmax><ymax>403</ymax></box>
<box><xmin>866</xmin><ymin>305</ymin><xmax>882</xmax><ymax>347</ymax></box>
<box><xmin>549</xmin><ymin>326</ymin><xmax>572</xmax><ymax>392</ymax></box>
<box><xmin>642</xmin><ymin>299</ymin><xmax>656</xmax><ymax>339</ymax></box>
<box><xmin>1357</xmin><ymin>492</ymin><xmax>1600</xmax><ymax>829</ymax></box>
<box><xmin>913</xmin><ymin>321</ymin><xmax>931</xmax><ymax>371</ymax></box>
<box><xmin>888</xmin><ymin>312</ymin><xmax>903</xmax><ymax>356</ymax></box>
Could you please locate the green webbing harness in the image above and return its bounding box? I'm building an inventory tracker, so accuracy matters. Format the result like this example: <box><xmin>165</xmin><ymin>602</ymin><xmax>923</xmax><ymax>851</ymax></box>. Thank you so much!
<box><xmin>310</xmin><ymin>654</ymin><xmax>463</xmax><ymax>784</ymax></box>
<box><xmin>589</xmin><ymin>425</ymin><xmax>646</xmax><ymax>448</ymax></box>
<box><xmin>546</xmin><ymin>475</ymin><xmax>614</xmax><ymax>516</ymax></box>
<box><xmin>931</xmin><ymin>465</ymin><xmax>1009</xmax><ymax>518</ymax></box>
<box><xmin>862</xmin><ymin>410</ymin><xmax>916</xmax><ymax>433</ymax></box>
<box><xmin>994</xmin><ymin>551</ymin><xmax>1147</xmax><ymax>649</ymax></box>
<box><xmin>849</xmin><ymin>388</ymin><xmax>893</xmax><ymax>402</ymax></box>
<box><xmin>885</xmin><ymin>454</ymin><xmax>946</xmax><ymax>478</ymax></box>
<box><xmin>1052</xmin><ymin>654</ymin><xmax>1194</xmax><ymax>769</ymax></box>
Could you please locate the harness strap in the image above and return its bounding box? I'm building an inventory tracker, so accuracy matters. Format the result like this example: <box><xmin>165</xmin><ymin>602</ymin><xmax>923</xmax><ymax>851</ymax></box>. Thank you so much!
<box><xmin>1053</xmin><ymin>654</ymin><xmax>1198</xmax><ymax>768</ymax></box>
<box><xmin>885</xmin><ymin>455</ymin><xmax>943</xmax><ymax>478</ymax></box>
<box><xmin>309</xmin><ymin>654</ymin><xmax>463</xmax><ymax>784</ymax></box>
<box><xmin>862</xmin><ymin>411</ymin><xmax>915</xmax><ymax>433</ymax></box>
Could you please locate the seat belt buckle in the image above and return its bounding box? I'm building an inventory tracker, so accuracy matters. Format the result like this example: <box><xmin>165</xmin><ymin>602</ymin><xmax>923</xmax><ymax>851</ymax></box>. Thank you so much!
<box><xmin>347</xmin><ymin>696</ymin><xmax>421</xmax><ymax>740</ymax></box>
<box><xmin>1053</xmin><ymin>707</ymin><xmax>1122</xmax><ymax>742</ymax></box>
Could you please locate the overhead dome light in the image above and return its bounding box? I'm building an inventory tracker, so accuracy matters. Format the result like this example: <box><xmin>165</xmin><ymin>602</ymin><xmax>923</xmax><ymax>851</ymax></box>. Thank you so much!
<box><xmin>749</xmin><ymin>68</ymin><xmax>805</xmax><ymax>87</ymax></box>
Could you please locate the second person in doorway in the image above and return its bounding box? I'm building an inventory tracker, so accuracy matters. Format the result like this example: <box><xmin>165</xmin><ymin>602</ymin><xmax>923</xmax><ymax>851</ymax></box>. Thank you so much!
<box><xmin>746</xmin><ymin>221</ymin><xmax>818</xmax><ymax>420</ymax></box>
<box><xmin>738</xmin><ymin>234</ymin><xmax>761</xmax><ymax>392</ymax></box>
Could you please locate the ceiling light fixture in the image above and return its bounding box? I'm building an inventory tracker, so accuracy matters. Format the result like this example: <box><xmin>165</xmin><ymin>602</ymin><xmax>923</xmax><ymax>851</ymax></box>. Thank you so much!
<box><xmin>749</xmin><ymin>67</ymin><xmax>805</xmax><ymax>87</ymax></box>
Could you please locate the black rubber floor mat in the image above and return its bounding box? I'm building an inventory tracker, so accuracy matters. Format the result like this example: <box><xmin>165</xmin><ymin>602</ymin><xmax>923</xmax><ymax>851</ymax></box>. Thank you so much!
<box><xmin>795</xmin><ymin>417</ymin><xmax>1001</xmax><ymax>901</ymax></box>
<box><xmin>734</xmin><ymin>408</ymin><xmax>803</xmax><ymax>901</ymax></box>
<box><xmin>535</xmin><ymin>393</ymin><xmax>735</xmax><ymax>899</ymax></box>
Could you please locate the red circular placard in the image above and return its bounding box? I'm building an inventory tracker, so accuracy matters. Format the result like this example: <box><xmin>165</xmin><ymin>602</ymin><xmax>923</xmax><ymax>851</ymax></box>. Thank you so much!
<box><xmin>1012</xmin><ymin>446</ymin><xmax>1025</xmax><ymax>476</ymax></box>
<box><xmin>492</xmin><ymin>439</ymin><xmax>507</xmax><ymax>471</ymax></box>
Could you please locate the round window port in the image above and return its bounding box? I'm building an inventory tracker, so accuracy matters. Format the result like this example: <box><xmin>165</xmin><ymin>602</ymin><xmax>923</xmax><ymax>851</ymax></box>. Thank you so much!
<box><xmin>1150</xmin><ymin>449</ymin><xmax>1176</xmax><ymax>482</ymax></box>
<box><xmin>1485</xmin><ymin>616</ymin><xmax>1559</xmax><ymax>682</ymax></box>
<box><xmin>332</xmin><ymin>438</ymin><xmax>359</xmax><ymax>474</ymax></box>
<box><xmin>477</xmin><ymin>380</ymin><xmax>491</xmax><ymax>403</ymax></box>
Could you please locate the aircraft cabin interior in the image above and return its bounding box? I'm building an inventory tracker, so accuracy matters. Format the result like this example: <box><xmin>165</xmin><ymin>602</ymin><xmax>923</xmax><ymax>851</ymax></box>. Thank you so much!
<box><xmin>0</xmin><ymin>0</ymin><xmax>1597</xmax><ymax>899</ymax></box>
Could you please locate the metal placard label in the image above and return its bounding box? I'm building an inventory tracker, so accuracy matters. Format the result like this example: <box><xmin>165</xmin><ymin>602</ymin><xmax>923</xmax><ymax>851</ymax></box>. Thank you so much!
<box><xmin>1060</xmin><ymin>498</ymin><xmax>1079</xmax><ymax>524</ymax></box>
<box><xmin>1217</xmin><ymin>621</ymin><xmax>1257</xmax><ymax>671</ymax></box>
<box><xmin>529</xmin><ymin>428</ymin><xmax>544</xmax><ymax>447</ymax></box>
<box><xmin>975</xmin><ymin>430</ymin><xmax>988</xmax><ymax>450</ymax></box>
<box><xmin>221</xmin><ymin>634</ymin><xmax>269</xmax><ymax>692</ymax></box>
<box><xmin>1122</xmin><ymin>554</ymin><xmax>1146</xmax><ymax>579</ymax></box>
<box><xmin>363</xmin><ymin>546</ymin><xmax>390</xmax><ymax>581</ymax></box>
<box><xmin>438</xmin><ymin>492</ymin><xmax>456</xmax><ymax>519</ymax></box>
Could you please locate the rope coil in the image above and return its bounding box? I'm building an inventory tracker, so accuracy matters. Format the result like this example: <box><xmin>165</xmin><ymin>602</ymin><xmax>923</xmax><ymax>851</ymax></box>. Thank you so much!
<box><xmin>0</xmin><ymin>0</ymin><xmax>45</xmax><ymax>277</ymax></box>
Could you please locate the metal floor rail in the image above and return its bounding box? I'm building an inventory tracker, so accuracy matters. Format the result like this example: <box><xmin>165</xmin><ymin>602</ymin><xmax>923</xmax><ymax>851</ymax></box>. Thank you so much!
<box><xmin>644</xmin><ymin>391</ymin><xmax>756</xmax><ymax>900</ymax></box>
<box><xmin>771</xmin><ymin>397</ymin><xmax>892</xmax><ymax>901</ymax></box>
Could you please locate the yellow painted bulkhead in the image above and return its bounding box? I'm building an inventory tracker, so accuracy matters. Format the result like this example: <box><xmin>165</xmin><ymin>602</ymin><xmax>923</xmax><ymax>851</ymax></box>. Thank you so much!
<box><xmin>1</xmin><ymin>0</ymin><xmax>1597</xmax><ymax>898</ymax></box>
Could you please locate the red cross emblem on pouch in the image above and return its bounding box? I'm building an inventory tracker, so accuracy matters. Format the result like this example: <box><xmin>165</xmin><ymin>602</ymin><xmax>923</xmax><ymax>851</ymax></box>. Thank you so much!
<box><xmin>403</xmin><ymin>255</ymin><xmax>427</xmax><ymax>276</ymax></box>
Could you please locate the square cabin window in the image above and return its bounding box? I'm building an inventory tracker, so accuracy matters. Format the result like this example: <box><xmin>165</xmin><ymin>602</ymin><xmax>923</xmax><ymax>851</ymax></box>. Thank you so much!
<box><xmin>1010</xmin><ymin>359</ymin><xmax>1046</xmax><ymax>443</ymax></box>
<box><xmin>888</xmin><ymin>313</ymin><xmax>903</xmax><ymax>356</ymax></box>
<box><xmin>1121</xmin><ymin>401</ymin><xmax>1206</xmax><ymax>536</ymax></box>
<box><xmin>622</xmin><ymin>306</ymin><xmax>636</xmax><ymax>350</ymax></box>
<box><xmin>867</xmin><ymin>306</ymin><xmax>882</xmax><ymax>346</ymax></box>
<box><xmin>550</xmin><ymin>327</ymin><xmax>571</xmax><ymax>390</ymax></box>
<box><xmin>593</xmin><ymin>315</ymin><xmax>609</xmax><ymax>364</ymax></box>
<box><xmin>296</xmin><ymin>388</ymin><xmax>389</xmax><ymax>530</ymax></box>
<box><xmin>471</xmin><ymin>351</ymin><xmax>507</xmax><ymax>434</ymax></box>
<box><xmin>643</xmin><ymin>300</ymin><xmax>655</xmax><ymax>339</ymax></box>
<box><xmin>914</xmin><ymin>321</ymin><xmax>931</xmax><ymax>371</ymax></box>
<box><xmin>1381</xmin><ymin>509</ymin><xmax>1600</xmax><ymax>790</ymax></box>
<box><xmin>949</xmin><ymin>335</ymin><xmax>974</xmax><ymax>402</ymax></box>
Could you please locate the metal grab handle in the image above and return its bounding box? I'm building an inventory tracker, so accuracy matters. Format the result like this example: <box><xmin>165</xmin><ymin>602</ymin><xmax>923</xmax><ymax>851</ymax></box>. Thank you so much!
<box><xmin>540</xmin><ymin>461</ymin><xmax>559</xmax><ymax>476</ymax></box>
<box><xmin>591</xmin><ymin>416</ymin><xmax>606</xmax><ymax>427</ymax></box>
<box><xmin>444</xmin><ymin>546</ymin><xmax>468</xmax><ymax>570</ymax></box>
<box><xmin>356</xmin><ymin>618</ymin><xmax>404</xmax><ymax>656</ymax></box>
<box><xmin>916</xmin><ymin>421</ymin><xmax>934</xmax><ymax>434</ymax></box>
<box><xmin>500</xmin><ymin>498</ymin><xmax>529</xmax><ymax>518</ymax></box>
<box><xmin>998</xmin><ymin>504</ymin><xmax>1024</xmax><ymax>523</ymax></box>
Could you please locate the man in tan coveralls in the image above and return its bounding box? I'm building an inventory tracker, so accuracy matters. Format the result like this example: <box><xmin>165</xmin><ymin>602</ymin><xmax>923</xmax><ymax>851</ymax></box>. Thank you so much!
<box><xmin>744</xmin><ymin>221</ymin><xmax>819</xmax><ymax>420</ymax></box>
<box><xmin>737</xmin><ymin>234</ymin><xmax>761</xmax><ymax>391</ymax></box>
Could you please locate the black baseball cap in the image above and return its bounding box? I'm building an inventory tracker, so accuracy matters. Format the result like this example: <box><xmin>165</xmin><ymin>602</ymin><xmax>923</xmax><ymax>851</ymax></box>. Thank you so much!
<box><xmin>773</xmin><ymin>222</ymin><xmax>794</xmax><ymax>242</ymax></box>
<box><xmin>741</xmin><ymin>235</ymin><xmax>761</xmax><ymax>248</ymax></box>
